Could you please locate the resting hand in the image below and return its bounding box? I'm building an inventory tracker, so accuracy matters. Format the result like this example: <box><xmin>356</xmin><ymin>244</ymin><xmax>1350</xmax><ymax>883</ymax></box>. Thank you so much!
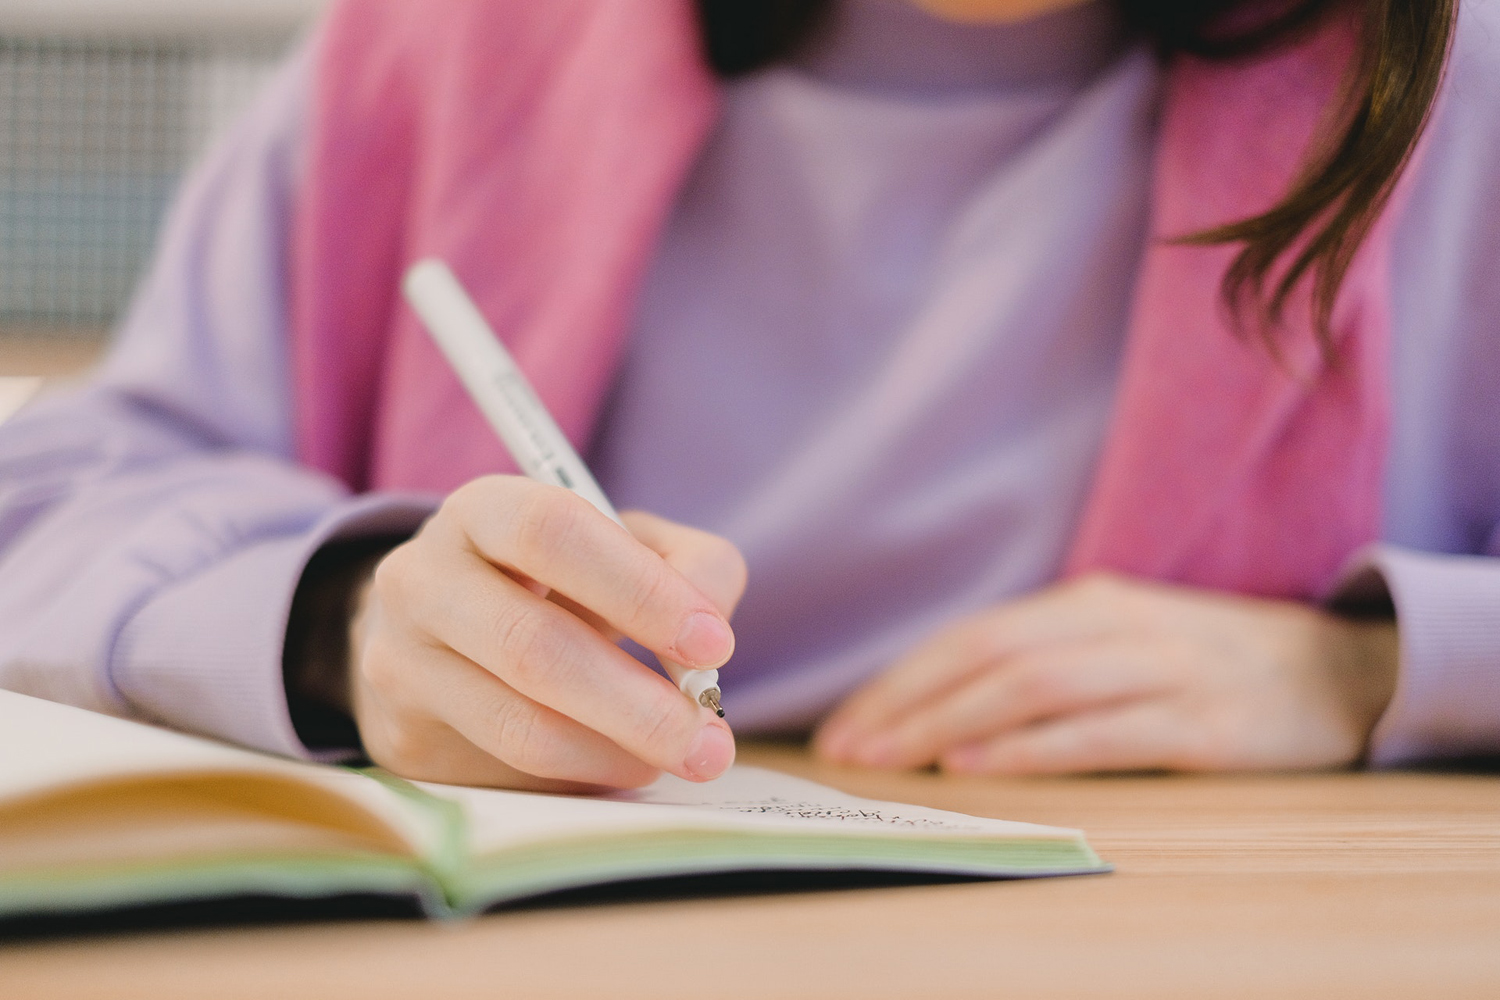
<box><xmin>814</xmin><ymin>573</ymin><xmax>1398</xmax><ymax>775</ymax></box>
<box><xmin>350</xmin><ymin>476</ymin><xmax>746</xmax><ymax>792</ymax></box>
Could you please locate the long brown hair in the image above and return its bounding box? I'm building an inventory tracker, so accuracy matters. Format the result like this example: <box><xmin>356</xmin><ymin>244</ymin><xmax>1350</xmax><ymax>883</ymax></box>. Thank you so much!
<box><xmin>695</xmin><ymin>0</ymin><xmax>1459</xmax><ymax>347</ymax></box>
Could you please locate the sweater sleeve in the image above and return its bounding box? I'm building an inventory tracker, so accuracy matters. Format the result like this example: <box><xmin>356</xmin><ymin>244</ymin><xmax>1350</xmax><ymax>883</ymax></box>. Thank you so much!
<box><xmin>0</xmin><ymin>36</ymin><xmax>436</xmax><ymax>757</ymax></box>
<box><xmin>1338</xmin><ymin>543</ymin><xmax>1500</xmax><ymax>766</ymax></box>
<box><xmin>1353</xmin><ymin>0</ymin><xmax>1500</xmax><ymax>768</ymax></box>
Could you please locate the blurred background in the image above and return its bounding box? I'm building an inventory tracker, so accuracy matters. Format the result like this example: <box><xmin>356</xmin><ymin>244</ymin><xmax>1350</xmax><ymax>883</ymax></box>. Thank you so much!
<box><xmin>0</xmin><ymin>0</ymin><xmax>323</xmax><ymax>411</ymax></box>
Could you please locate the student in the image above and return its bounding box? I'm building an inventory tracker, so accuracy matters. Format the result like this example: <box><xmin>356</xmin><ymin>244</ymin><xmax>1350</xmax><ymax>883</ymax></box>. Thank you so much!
<box><xmin>0</xmin><ymin>0</ymin><xmax>1496</xmax><ymax>792</ymax></box>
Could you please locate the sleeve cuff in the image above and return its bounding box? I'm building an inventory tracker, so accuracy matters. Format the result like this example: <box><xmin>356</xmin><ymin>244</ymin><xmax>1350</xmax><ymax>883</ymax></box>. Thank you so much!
<box><xmin>112</xmin><ymin>493</ymin><xmax>436</xmax><ymax>759</ymax></box>
<box><xmin>1336</xmin><ymin>545</ymin><xmax>1500</xmax><ymax>767</ymax></box>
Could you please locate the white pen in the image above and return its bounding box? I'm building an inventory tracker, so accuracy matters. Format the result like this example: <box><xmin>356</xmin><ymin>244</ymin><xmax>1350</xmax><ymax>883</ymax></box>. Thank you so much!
<box><xmin>401</xmin><ymin>258</ymin><xmax>725</xmax><ymax>717</ymax></box>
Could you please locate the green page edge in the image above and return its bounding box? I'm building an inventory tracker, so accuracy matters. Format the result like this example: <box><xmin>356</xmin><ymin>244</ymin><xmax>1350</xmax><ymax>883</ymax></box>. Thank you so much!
<box><xmin>0</xmin><ymin>769</ymin><xmax>1109</xmax><ymax>921</ymax></box>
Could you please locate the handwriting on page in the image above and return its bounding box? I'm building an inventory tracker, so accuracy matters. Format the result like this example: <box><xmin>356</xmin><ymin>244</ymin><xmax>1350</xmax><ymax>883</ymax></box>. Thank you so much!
<box><xmin>711</xmin><ymin>797</ymin><xmax>984</xmax><ymax>832</ymax></box>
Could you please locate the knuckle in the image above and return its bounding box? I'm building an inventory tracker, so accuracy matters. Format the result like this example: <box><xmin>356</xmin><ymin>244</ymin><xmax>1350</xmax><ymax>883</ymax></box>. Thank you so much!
<box><xmin>681</xmin><ymin>534</ymin><xmax>748</xmax><ymax>594</ymax></box>
<box><xmin>491</xmin><ymin>604</ymin><xmax>569</xmax><ymax>689</ymax></box>
<box><xmin>434</xmin><ymin>481</ymin><xmax>481</xmax><ymax>534</ymax></box>
<box><xmin>701</xmin><ymin>533</ymin><xmax>746</xmax><ymax>572</ymax></box>
<box><xmin>511</xmin><ymin>486</ymin><xmax>591</xmax><ymax>567</ymax></box>
<box><xmin>441</xmin><ymin>475</ymin><xmax>527</xmax><ymax>550</ymax></box>
<box><xmin>369</xmin><ymin>538</ymin><xmax>402</xmax><ymax>582</ymax></box>
<box><xmin>369</xmin><ymin>547</ymin><xmax>442</xmax><ymax>639</ymax></box>
<box><xmin>1068</xmin><ymin>571</ymin><xmax>1122</xmax><ymax>601</ymax></box>
<box><xmin>356</xmin><ymin>637</ymin><xmax>414</xmax><ymax>700</ymax></box>
<box><xmin>358</xmin><ymin>645</ymin><xmax>398</xmax><ymax>694</ymax></box>
<box><xmin>1060</xmin><ymin>571</ymin><xmax>1143</xmax><ymax>629</ymax></box>
<box><xmin>631</xmin><ymin>694</ymin><xmax>691</xmax><ymax>760</ymax></box>
<box><xmin>484</xmin><ymin>697</ymin><xmax>548</xmax><ymax>772</ymax></box>
<box><xmin>369</xmin><ymin>716</ymin><xmax>427</xmax><ymax>772</ymax></box>
<box><xmin>620</xmin><ymin>559</ymin><xmax>678</xmax><ymax>624</ymax></box>
<box><xmin>370</xmin><ymin>543</ymin><xmax>414</xmax><ymax>605</ymax></box>
<box><xmin>447</xmin><ymin>475</ymin><xmax>510</xmax><ymax>518</ymax></box>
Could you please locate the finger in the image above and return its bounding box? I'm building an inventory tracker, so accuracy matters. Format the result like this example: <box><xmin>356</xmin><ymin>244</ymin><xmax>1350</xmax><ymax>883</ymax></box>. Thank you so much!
<box><xmin>816</xmin><ymin>583</ymin><xmax>1122</xmax><ymax>757</ymax></box>
<box><xmin>938</xmin><ymin>700</ymin><xmax>1190</xmax><ymax>776</ymax></box>
<box><xmin>446</xmin><ymin>477</ymin><xmax>735</xmax><ymax>670</ymax></box>
<box><xmin>844</xmin><ymin>639</ymin><xmax>1176</xmax><ymax>770</ymax></box>
<box><xmin>546</xmin><ymin>589</ymin><xmax>624</xmax><ymax>644</ymax></box>
<box><xmin>382</xmin><ymin>543</ymin><xmax>733</xmax><ymax>780</ymax></box>
<box><xmin>621</xmin><ymin>510</ymin><xmax>747</xmax><ymax>708</ymax></box>
<box><xmin>359</xmin><ymin>631</ymin><xmax>659</xmax><ymax>788</ymax></box>
<box><xmin>359</xmin><ymin>706</ymin><xmax>627</xmax><ymax>794</ymax></box>
<box><xmin>621</xmin><ymin>510</ymin><xmax>748</xmax><ymax>618</ymax></box>
<box><xmin>815</xmin><ymin>616</ymin><xmax>998</xmax><ymax>760</ymax></box>
<box><xmin>548</xmin><ymin>511</ymin><xmax>747</xmax><ymax>644</ymax></box>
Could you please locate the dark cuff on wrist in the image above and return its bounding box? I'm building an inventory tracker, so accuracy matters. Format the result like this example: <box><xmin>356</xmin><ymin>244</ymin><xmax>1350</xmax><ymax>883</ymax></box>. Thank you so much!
<box><xmin>283</xmin><ymin>533</ymin><xmax>408</xmax><ymax>753</ymax></box>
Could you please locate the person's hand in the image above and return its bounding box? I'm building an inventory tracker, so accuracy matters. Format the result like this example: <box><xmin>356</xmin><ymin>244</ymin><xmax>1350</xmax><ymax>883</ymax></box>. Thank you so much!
<box><xmin>814</xmin><ymin>573</ymin><xmax>1398</xmax><ymax>775</ymax></box>
<box><xmin>349</xmin><ymin>476</ymin><xmax>747</xmax><ymax>792</ymax></box>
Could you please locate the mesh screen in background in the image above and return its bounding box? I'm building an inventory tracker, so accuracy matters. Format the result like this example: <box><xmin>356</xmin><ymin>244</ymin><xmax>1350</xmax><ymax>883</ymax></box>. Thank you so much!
<box><xmin>0</xmin><ymin>34</ymin><xmax>292</xmax><ymax>335</ymax></box>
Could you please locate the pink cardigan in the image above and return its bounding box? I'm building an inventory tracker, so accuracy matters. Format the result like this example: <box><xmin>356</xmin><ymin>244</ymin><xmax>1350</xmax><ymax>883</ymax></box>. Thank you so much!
<box><xmin>290</xmin><ymin>0</ymin><xmax>1407</xmax><ymax>601</ymax></box>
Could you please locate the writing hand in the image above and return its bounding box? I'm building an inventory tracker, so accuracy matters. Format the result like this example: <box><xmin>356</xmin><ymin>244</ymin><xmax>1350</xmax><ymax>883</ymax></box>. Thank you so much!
<box><xmin>350</xmin><ymin>476</ymin><xmax>746</xmax><ymax>792</ymax></box>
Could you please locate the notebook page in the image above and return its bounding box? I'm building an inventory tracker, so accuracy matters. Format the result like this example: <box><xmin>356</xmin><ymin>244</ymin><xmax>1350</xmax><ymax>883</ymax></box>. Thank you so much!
<box><xmin>421</xmin><ymin>765</ymin><xmax>1081</xmax><ymax>857</ymax></box>
<box><xmin>0</xmin><ymin>690</ymin><xmax>434</xmax><ymax>852</ymax></box>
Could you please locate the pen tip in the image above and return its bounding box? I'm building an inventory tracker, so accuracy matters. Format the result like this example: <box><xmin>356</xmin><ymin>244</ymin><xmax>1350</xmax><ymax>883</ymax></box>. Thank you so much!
<box><xmin>700</xmin><ymin>689</ymin><xmax>724</xmax><ymax>718</ymax></box>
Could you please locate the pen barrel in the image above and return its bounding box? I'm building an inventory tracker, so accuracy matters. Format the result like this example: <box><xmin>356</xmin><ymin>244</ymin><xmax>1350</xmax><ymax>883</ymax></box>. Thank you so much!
<box><xmin>402</xmin><ymin>259</ymin><xmax>622</xmax><ymax>526</ymax></box>
<box><xmin>405</xmin><ymin>258</ymin><xmax>724</xmax><ymax>714</ymax></box>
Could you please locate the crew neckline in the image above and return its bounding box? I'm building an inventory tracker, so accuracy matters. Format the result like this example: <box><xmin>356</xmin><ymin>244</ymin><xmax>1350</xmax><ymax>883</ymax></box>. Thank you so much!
<box><xmin>791</xmin><ymin>0</ymin><xmax>1132</xmax><ymax>97</ymax></box>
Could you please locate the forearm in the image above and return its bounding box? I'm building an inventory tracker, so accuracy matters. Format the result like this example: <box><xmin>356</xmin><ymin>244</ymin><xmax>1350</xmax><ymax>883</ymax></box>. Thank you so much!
<box><xmin>0</xmin><ymin>388</ymin><xmax>435</xmax><ymax>755</ymax></box>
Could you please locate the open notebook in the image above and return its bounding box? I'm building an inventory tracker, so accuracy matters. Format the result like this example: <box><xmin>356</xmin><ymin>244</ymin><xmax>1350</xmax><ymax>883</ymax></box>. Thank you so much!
<box><xmin>0</xmin><ymin>690</ymin><xmax>1108</xmax><ymax>920</ymax></box>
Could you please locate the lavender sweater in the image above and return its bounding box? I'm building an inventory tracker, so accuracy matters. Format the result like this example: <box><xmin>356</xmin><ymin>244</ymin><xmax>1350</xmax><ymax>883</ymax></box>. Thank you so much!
<box><xmin>1</xmin><ymin>0</ymin><xmax>1498</xmax><ymax>764</ymax></box>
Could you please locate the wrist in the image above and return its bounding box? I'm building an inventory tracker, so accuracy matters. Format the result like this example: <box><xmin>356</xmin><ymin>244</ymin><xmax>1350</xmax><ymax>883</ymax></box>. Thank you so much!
<box><xmin>1328</xmin><ymin>614</ymin><xmax>1400</xmax><ymax>759</ymax></box>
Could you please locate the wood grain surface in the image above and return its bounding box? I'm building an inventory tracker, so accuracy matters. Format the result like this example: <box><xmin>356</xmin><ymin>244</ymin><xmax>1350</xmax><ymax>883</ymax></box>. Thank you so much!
<box><xmin>3</xmin><ymin>745</ymin><xmax>1498</xmax><ymax>1000</ymax></box>
<box><xmin>0</xmin><ymin>333</ymin><xmax>105</xmax><ymax>376</ymax></box>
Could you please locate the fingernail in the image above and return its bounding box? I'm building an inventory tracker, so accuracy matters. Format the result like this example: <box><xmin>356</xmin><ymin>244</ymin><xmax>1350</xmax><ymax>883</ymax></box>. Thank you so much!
<box><xmin>673</xmin><ymin>612</ymin><xmax>734</xmax><ymax>668</ymax></box>
<box><xmin>683</xmin><ymin>725</ymin><xmax>735</xmax><ymax>781</ymax></box>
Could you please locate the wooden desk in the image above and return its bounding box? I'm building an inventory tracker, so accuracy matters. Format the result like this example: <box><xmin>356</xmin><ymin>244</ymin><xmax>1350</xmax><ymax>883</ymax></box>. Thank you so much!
<box><xmin>3</xmin><ymin>747</ymin><xmax>1498</xmax><ymax>1000</ymax></box>
<box><xmin>0</xmin><ymin>332</ymin><xmax>105</xmax><ymax>377</ymax></box>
